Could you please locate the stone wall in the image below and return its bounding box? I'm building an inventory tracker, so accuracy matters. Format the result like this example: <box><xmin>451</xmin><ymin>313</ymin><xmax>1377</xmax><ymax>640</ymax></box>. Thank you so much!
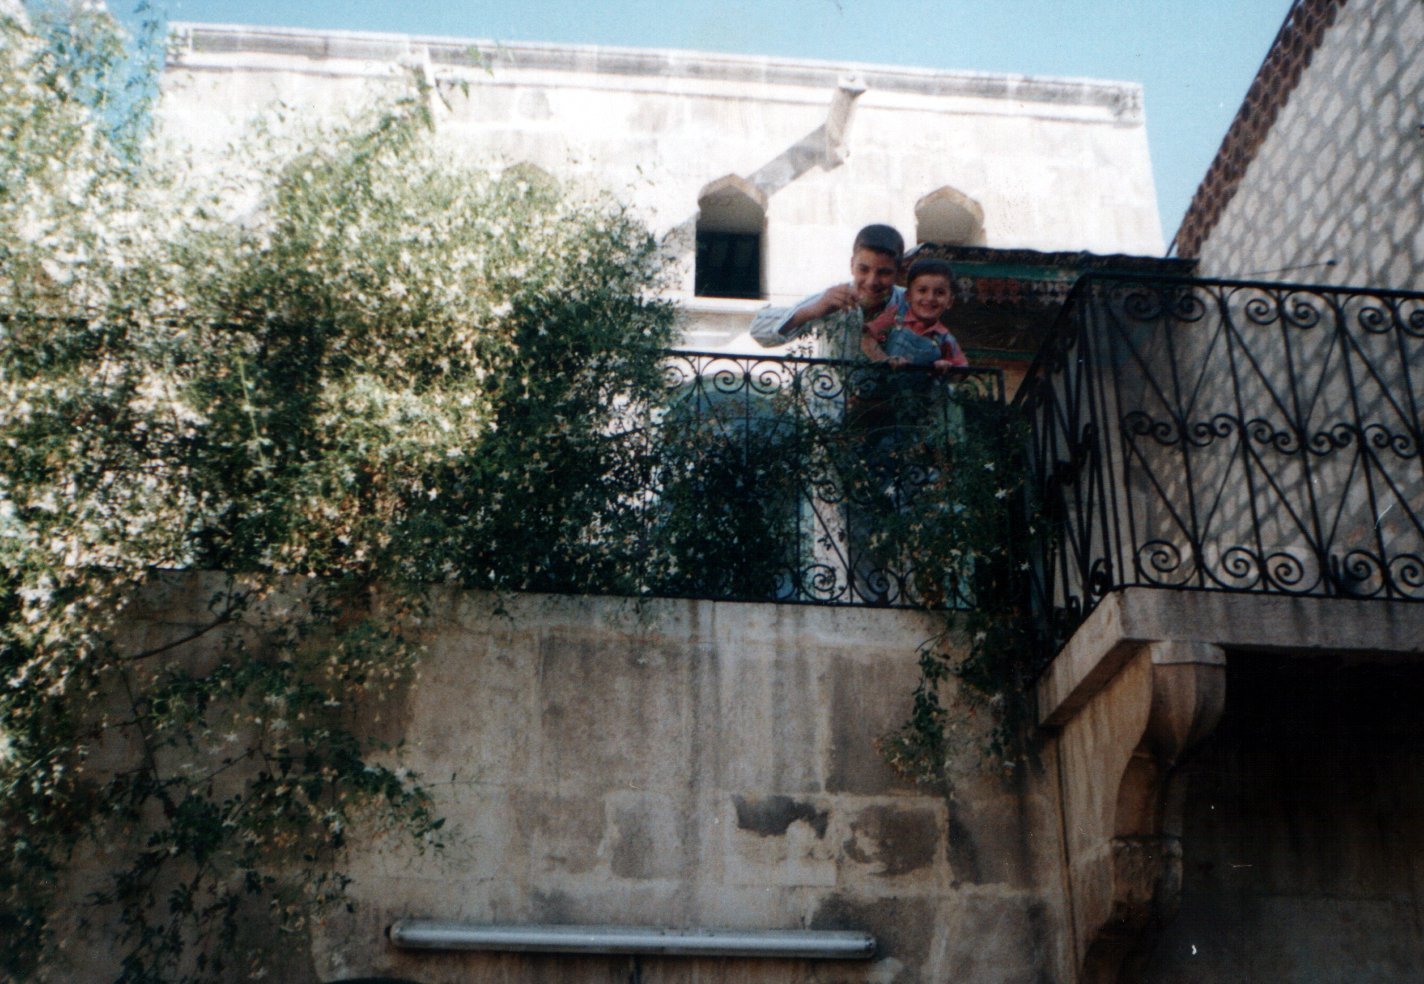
<box><xmin>1191</xmin><ymin>0</ymin><xmax>1424</xmax><ymax>290</ymax></box>
<box><xmin>106</xmin><ymin>579</ymin><xmax>1073</xmax><ymax>983</ymax></box>
<box><xmin>64</xmin><ymin>577</ymin><xmax>1424</xmax><ymax>981</ymax></box>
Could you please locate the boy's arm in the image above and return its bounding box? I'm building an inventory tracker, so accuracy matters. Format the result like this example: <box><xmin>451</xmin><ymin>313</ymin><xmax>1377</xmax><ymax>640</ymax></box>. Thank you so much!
<box><xmin>933</xmin><ymin>331</ymin><xmax>970</xmax><ymax>369</ymax></box>
<box><xmin>861</xmin><ymin>305</ymin><xmax>904</xmax><ymax>365</ymax></box>
<box><xmin>750</xmin><ymin>285</ymin><xmax>855</xmax><ymax>347</ymax></box>
<box><xmin>861</xmin><ymin>330</ymin><xmax>891</xmax><ymax>362</ymax></box>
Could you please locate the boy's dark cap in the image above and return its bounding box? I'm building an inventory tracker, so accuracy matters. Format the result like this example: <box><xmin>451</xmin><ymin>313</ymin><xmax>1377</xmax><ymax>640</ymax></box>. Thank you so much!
<box><xmin>852</xmin><ymin>224</ymin><xmax>904</xmax><ymax>258</ymax></box>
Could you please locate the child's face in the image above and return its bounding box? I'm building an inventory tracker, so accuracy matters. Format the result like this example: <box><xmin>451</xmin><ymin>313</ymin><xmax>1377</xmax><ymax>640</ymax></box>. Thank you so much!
<box><xmin>908</xmin><ymin>274</ymin><xmax>953</xmax><ymax>323</ymax></box>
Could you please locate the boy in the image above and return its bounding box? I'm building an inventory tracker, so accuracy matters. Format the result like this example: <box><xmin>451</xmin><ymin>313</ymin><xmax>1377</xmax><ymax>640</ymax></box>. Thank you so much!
<box><xmin>749</xmin><ymin>224</ymin><xmax>907</xmax><ymax>361</ymax></box>
<box><xmin>747</xmin><ymin>224</ymin><xmax>909</xmax><ymax>602</ymax></box>
<box><xmin>862</xmin><ymin>258</ymin><xmax>968</xmax><ymax>370</ymax></box>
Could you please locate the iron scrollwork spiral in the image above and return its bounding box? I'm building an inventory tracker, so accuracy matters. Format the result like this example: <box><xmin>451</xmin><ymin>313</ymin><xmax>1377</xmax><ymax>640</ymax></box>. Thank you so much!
<box><xmin>1217</xmin><ymin>546</ymin><xmax>1264</xmax><ymax>591</ymax></box>
<box><xmin>1120</xmin><ymin>286</ymin><xmax>1166</xmax><ymax>323</ymax></box>
<box><xmin>1169</xmin><ymin>287</ymin><xmax>1209</xmax><ymax>324</ymax></box>
<box><xmin>1242</xmin><ymin>291</ymin><xmax>1282</xmax><ymax>328</ymax></box>
<box><xmin>1280</xmin><ymin>291</ymin><xmax>1325</xmax><ymax>331</ymax></box>
<box><xmin>1364</xmin><ymin>422</ymin><xmax>1418</xmax><ymax>459</ymax></box>
<box><xmin>1262</xmin><ymin>549</ymin><xmax>1313</xmax><ymax>592</ymax></box>
<box><xmin>1334</xmin><ymin>550</ymin><xmax>1386</xmax><ymax>598</ymax></box>
<box><xmin>1123</xmin><ymin>410</ymin><xmax>1179</xmax><ymax>447</ymax></box>
<box><xmin>1389</xmin><ymin>554</ymin><xmax>1424</xmax><ymax>599</ymax></box>
<box><xmin>1404</xmin><ymin>302</ymin><xmax>1424</xmax><ymax>339</ymax></box>
<box><xmin>1245</xmin><ymin>416</ymin><xmax>1301</xmax><ymax>454</ymax></box>
<box><xmin>1213</xmin><ymin>547</ymin><xmax>1315</xmax><ymax>594</ymax></box>
<box><xmin>1355</xmin><ymin>301</ymin><xmax>1392</xmax><ymax>335</ymax></box>
<box><xmin>1137</xmin><ymin>540</ymin><xmax>1194</xmax><ymax>588</ymax></box>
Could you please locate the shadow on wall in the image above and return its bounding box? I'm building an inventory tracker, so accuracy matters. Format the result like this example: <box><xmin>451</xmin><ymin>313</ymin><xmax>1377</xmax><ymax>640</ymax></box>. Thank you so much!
<box><xmin>1142</xmin><ymin>654</ymin><xmax>1424</xmax><ymax>981</ymax></box>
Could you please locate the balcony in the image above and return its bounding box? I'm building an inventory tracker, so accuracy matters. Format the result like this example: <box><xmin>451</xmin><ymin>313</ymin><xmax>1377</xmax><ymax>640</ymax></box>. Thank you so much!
<box><xmin>1015</xmin><ymin>274</ymin><xmax>1424</xmax><ymax>979</ymax></box>
<box><xmin>1018</xmin><ymin>274</ymin><xmax>1424</xmax><ymax>660</ymax></box>
<box><xmin>586</xmin><ymin>271</ymin><xmax>1424</xmax><ymax>644</ymax></box>
<box><xmin>609</xmin><ymin>352</ymin><xmax>1007</xmax><ymax>609</ymax></box>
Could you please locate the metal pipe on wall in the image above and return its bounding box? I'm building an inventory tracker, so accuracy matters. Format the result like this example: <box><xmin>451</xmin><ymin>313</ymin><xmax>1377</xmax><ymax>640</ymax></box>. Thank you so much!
<box><xmin>388</xmin><ymin>920</ymin><xmax>877</xmax><ymax>960</ymax></box>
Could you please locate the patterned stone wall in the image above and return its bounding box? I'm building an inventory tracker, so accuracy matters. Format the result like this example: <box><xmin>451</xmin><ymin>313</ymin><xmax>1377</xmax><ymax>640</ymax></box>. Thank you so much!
<box><xmin>1188</xmin><ymin>0</ymin><xmax>1424</xmax><ymax>290</ymax></box>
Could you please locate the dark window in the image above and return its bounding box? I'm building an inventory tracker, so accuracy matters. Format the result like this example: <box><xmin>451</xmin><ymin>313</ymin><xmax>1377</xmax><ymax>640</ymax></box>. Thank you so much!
<box><xmin>695</xmin><ymin>229</ymin><xmax>762</xmax><ymax>299</ymax></box>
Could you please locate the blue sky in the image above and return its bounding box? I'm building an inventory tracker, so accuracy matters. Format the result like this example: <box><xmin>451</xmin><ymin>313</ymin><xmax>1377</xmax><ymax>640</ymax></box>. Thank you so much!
<box><xmin>145</xmin><ymin>0</ymin><xmax>1294</xmax><ymax>254</ymax></box>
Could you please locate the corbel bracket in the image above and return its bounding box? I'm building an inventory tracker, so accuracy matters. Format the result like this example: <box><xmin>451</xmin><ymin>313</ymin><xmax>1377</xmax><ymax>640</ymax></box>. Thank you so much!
<box><xmin>1046</xmin><ymin>640</ymin><xmax>1225</xmax><ymax>983</ymax></box>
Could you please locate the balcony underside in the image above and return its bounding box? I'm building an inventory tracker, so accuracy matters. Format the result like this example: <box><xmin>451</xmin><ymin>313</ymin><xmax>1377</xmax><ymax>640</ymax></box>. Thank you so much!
<box><xmin>1037</xmin><ymin>587</ymin><xmax>1424</xmax><ymax>982</ymax></box>
<box><xmin>1038</xmin><ymin>587</ymin><xmax>1424</xmax><ymax>730</ymax></box>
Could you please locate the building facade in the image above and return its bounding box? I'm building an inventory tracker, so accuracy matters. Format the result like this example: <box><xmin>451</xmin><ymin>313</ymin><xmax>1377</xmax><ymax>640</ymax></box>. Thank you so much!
<box><xmin>86</xmin><ymin>9</ymin><xmax>1420</xmax><ymax>983</ymax></box>
<box><xmin>160</xmin><ymin>23</ymin><xmax>1165</xmax><ymax>349</ymax></box>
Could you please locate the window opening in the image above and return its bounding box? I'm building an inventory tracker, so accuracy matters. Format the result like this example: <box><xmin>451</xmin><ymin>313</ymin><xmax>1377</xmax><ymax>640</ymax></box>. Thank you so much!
<box><xmin>695</xmin><ymin>177</ymin><xmax>766</xmax><ymax>299</ymax></box>
<box><xmin>915</xmin><ymin>186</ymin><xmax>985</xmax><ymax>246</ymax></box>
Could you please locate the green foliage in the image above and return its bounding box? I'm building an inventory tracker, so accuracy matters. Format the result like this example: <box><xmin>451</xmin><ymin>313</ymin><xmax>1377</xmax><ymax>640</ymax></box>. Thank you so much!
<box><xmin>648</xmin><ymin>387</ymin><xmax>807</xmax><ymax>600</ymax></box>
<box><xmin>0</xmin><ymin>8</ymin><xmax>674</xmax><ymax>980</ymax></box>
<box><xmin>1</xmin><ymin>6</ymin><xmax>1037</xmax><ymax>977</ymax></box>
<box><xmin>21</xmin><ymin>0</ymin><xmax>161</xmax><ymax>156</ymax></box>
<box><xmin>870</xmin><ymin>383</ymin><xmax>1040</xmax><ymax>785</ymax></box>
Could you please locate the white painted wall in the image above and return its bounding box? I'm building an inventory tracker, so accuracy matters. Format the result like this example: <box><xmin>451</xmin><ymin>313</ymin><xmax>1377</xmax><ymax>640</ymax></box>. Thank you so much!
<box><xmin>161</xmin><ymin>24</ymin><xmax>1165</xmax><ymax>348</ymax></box>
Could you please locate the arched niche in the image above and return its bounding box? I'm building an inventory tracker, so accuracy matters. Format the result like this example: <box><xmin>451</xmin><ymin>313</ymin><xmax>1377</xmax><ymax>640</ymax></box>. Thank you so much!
<box><xmin>915</xmin><ymin>186</ymin><xmax>985</xmax><ymax>246</ymax></box>
<box><xmin>695</xmin><ymin>175</ymin><xmax>766</xmax><ymax>299</ymax></box>
<box><xmin>500</xmin><ymin>160</ymin><xmax>557</xmax><ymax>191</ymax></box>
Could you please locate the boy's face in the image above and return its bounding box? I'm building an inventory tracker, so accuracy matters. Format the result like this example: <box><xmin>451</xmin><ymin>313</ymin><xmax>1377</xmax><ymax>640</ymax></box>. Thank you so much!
<box><xmin>908</xmin><ymin>274</ymin><xmax>954</xmax><ymax>323</ymax></box>
<box><xmin>849</xmin><ymin>248</ymin><xmax>899</xmax><ymax>312</ymax></box>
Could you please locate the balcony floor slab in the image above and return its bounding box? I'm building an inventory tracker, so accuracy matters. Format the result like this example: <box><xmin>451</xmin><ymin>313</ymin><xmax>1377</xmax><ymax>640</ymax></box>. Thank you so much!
<box><xmin>1038</xmin><ymin>588</ymin><xmax>1424</xmax><ymax>731</ymax></box>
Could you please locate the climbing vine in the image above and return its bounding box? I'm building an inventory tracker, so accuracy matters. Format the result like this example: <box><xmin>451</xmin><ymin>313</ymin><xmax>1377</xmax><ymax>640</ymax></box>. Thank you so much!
<box><xmin>0</xmin><ymin>6</ymin><xmax>675</xmax><ymax>979</ymax></box>
<box><xmin>2</xmin><ymin>4</ymin><xmax>1043</xmax><ymax>978</ymax></box>
<box><xmin>870</xmin><ymin>378</ymin><xmax>1042</xmax><ymax>786</ymax></box>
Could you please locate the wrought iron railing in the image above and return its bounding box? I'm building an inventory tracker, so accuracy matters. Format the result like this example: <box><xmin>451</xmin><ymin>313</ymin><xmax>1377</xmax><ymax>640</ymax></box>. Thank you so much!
<box><xmin>608</xmin><ymin>352</ymin><xmax>1006</xmax><ymax>608</ymax></box>
<box><xmin>1017</xmin><ymin>274</ymin><xmax>1424</xmax><ymax>656</ymax></box>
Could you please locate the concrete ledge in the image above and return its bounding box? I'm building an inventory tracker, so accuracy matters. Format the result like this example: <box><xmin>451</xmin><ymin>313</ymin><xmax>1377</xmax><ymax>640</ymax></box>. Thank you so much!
<box><xmin>1037</xmin><ymin>589</ymin><xmax>1424</xmax><ymax>728</ymax></box>
<box><xmin>168</xmin><ymin>22</ymin><xmax>1145</xmax><ymax>120</ymax></box>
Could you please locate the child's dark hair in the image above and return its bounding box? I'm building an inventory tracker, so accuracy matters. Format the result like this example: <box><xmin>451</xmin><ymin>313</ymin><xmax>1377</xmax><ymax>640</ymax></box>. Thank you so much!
<box><xmin>906</xmin><ymin>258</ymin><xmax>956</xmax><ymax>290</ymax></box>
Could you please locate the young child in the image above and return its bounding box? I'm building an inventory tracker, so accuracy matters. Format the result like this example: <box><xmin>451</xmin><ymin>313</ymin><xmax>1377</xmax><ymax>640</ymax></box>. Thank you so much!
<box><xmin>862</xmin><ymin>258</ymin><xmax>968</xmax><ymax>370</ymax></box>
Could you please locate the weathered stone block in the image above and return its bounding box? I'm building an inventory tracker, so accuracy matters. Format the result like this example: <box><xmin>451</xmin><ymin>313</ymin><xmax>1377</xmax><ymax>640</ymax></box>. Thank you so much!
<box><xmin>825</xmin><ymin>653</ymin><xmax>920</xmax><ymax>796</ymax></box>
<box><xmin>607</xmin><ymin>791</ymin><xmax>687</xmax><ymax>881</ymax></box>
<box><xmin>936</xmin><ymin>890</ymin><xmax>1061</xmax><ymax>984</ymax></box>
<box><xmin>510</xmin><ymin>789</ymin><xmax>607</xmax><ymax>878</ymax></box>
<box><xmin>724</xmin><ymin>792</ymin><xmax>838</xmax><ymax>888</ymax></box>
<box><xmin>841</xmin><ymin>802</ymin><xmax>943</xmax><ymax>878</ymax></box>
<box><xmin>536</xmin><ymin>633</ymin><xmax>695</xmax><ymax>788</ymax></box>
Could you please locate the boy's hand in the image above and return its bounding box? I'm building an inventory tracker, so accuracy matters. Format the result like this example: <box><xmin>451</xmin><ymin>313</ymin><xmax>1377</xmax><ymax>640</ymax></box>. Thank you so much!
<box><xmin>785</xmin><ymin>282</ymin><xmax>869</xmax><ymax>335</ymax></box>
<box><xmin>932</xmin><ymin>359</ymin><xmax>953</xmax><ymax>372</ymax></box>
<box><xmin>803</xmin><ymin>283</ymin><xmax>856</xmax><ymax>320</ymax></box>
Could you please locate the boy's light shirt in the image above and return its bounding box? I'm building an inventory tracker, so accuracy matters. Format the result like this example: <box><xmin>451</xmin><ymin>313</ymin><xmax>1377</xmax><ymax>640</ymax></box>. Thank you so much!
<box><xmin>750</xmin><ymin>286</ymin><xmax>909</xmax><ymax>362</ymax></box>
